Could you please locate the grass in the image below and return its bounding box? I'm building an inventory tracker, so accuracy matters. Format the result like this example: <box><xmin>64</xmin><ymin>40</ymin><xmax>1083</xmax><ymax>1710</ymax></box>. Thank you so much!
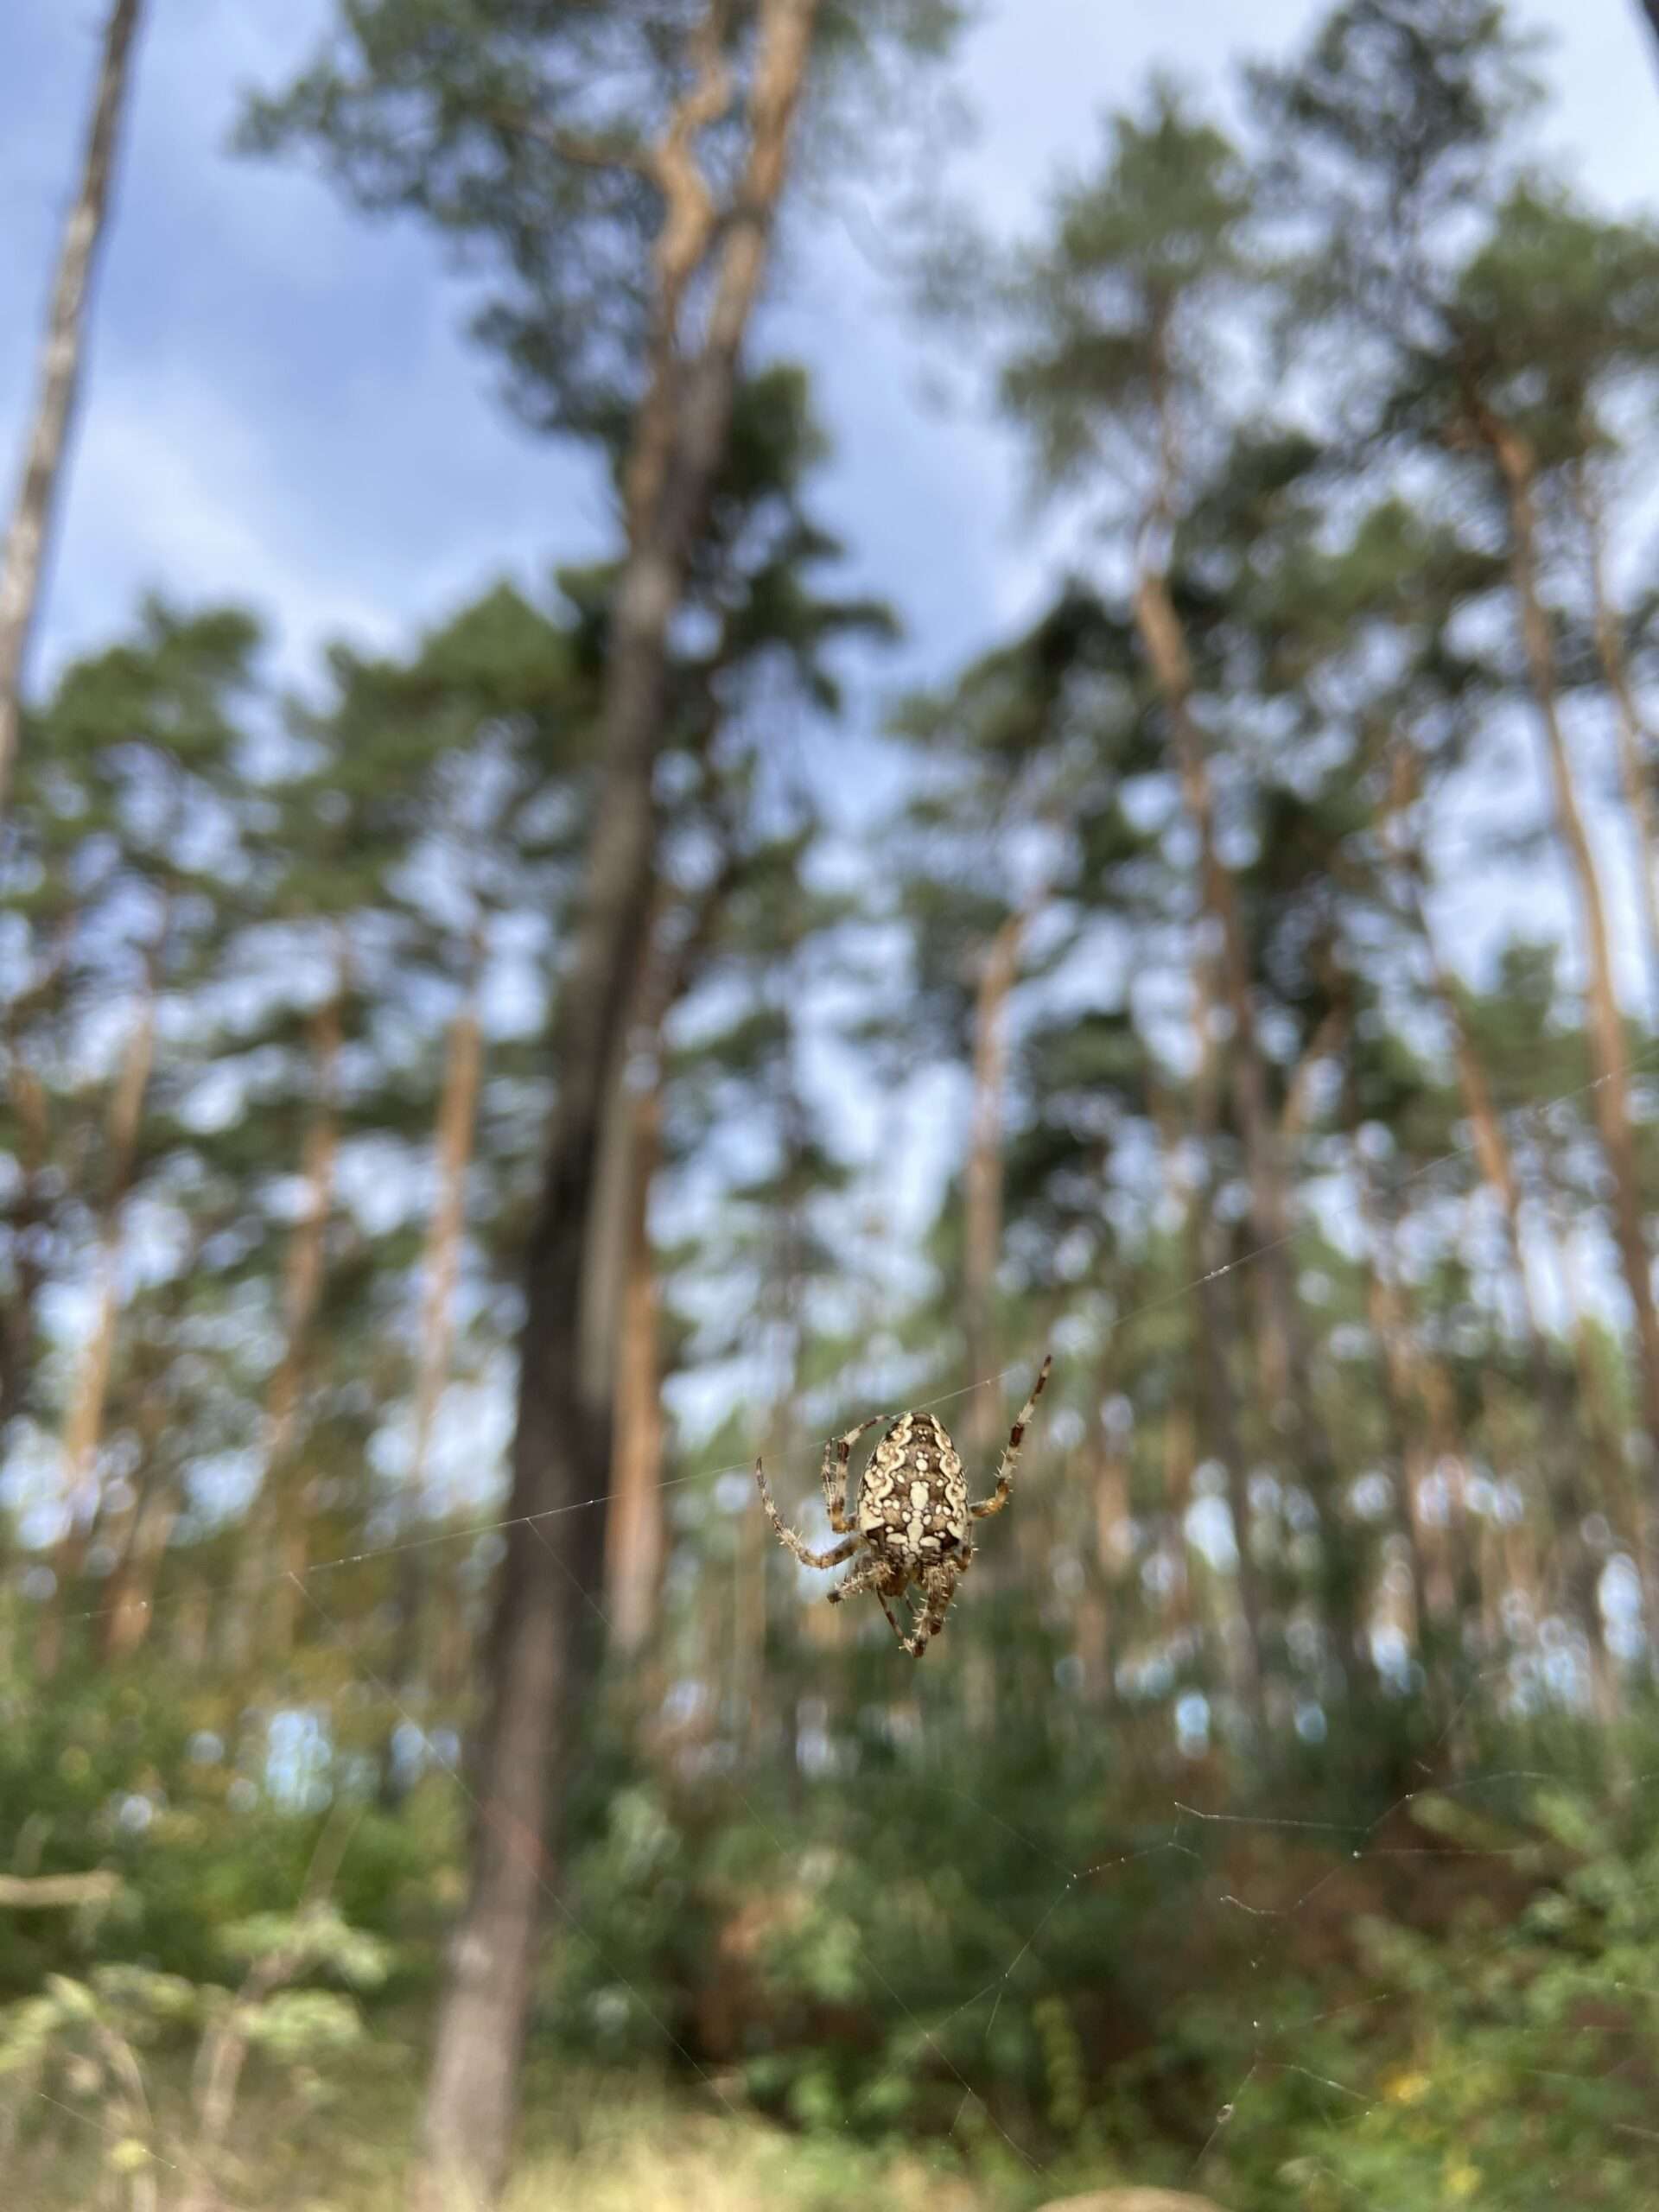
<box><xmin>7</xmin><ymin>2050</ymin><xmax>1095</xmax><ymax>2210</ymax></box>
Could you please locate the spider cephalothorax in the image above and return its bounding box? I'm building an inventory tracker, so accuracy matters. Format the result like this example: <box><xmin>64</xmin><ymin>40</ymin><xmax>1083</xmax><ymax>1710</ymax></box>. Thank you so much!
<box><xmin>754</xmin><ymin>1355</ymin><xmax>1053</xmax><ymax>1657</ymax></box>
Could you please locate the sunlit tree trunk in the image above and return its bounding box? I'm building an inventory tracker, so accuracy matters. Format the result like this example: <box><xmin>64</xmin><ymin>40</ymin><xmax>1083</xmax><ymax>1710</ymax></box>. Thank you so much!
<box><xmin>1358</xmin><ymin>1180</ymin><xmax>1456</xmax><ymax>1638</ymax></box>
<box><xmin>1</xmin><ymin>923</ymin><xmax>77</xmax><ymax>1438</ymax></box>
<box><xmin>1082</xmin><ymin>1357</ymin><xmax>1135</xmax><ymax>1705</ymax></box>
<box><xmin>963</xmin><ymin>903</ymin><xmax>1031</xmax><ymax>1452</ymax></box>
<box><xmin>36</xmin><ymin>954</ymin><xmax>157</xmax><ymax>1675</ymax></box>
<box><xmin>1163</xmin><ymin>949</ymin><xmax>1267</xmax><ymax>1729</ymax></box>
<box><xmin>1573</xmin><ymin>460</ymin><xmax>1659</xmax><ymax>1024</ymax></box>
<box><xmin>1134</xmin><ymin>539</ymin><xmax>1353</xmax><ymax>1681</ymax></box>
<box><xmin>423</xmin><ymin>8</ymin><xmax>822</xmax><ymax>2196</ymax></box>
<box><xmin>385</xmin><ymin>936</ymin><xmax>486</xmax><ymax>1767</ymax></box>
<box><xmin>227</xmin><ymin>947</ymin><xmax>346</xmax><ymax>1668</ymax></box>
<box><xmin>604</xmin><ymin>1062</ymin><xmax>667</xmax><ymax>1658</ymax></box>
<box><xmin>1482</xmin><ymin>413</ymin><xmax>1659</xmax><ymax>1466</ymax></box>
<box><xmin>0</xmin><ymin>0</ymin><xmax>145</xmax><ymax>817</ymax></box>
<box><xmin>100</xmin><ymin>1471</ymin><xmax>176</xmax><ymax>1662</ymax></box>
<box><xmin>958</xmin><ymin>898</ymin><xmax>1036</xmax><ymax>1731</ymax></box>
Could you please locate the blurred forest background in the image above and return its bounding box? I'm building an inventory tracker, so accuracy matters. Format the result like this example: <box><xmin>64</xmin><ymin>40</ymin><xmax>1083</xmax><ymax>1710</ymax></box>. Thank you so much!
<box><xmin>7</xmin><ymin>2</ymin><xmax>1659</xmax><ymax>2207</ymax></box>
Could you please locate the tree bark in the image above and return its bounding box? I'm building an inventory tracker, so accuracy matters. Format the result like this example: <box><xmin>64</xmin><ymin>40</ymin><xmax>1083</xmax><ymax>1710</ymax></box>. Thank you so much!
<box><xmin>963</xmin><ymin>903</ymin><xmax>1032</xmax><ymax>1454</ymax></box>
<box><xmin>603</xmin><ymin>1059</ymin><xmax>667</xmax><ymax>1657</ymax></box>
<box><xmin>1133</xmin><ymin>557</ymin><xmax>1353</xmax><ymax>1671</ymax></box>
<box><xmin>0</xmin><ymin>0</ymin><xmax>145</xmax><ymax>817</ymax></box>
<box><xmin>384</xmin><ymin>938</ymin><xmax>486</xmax><ymax>1772</ymax></box>
<box><xmin>1179</xmin><ymin>950</ymin><xmax>1268</xmax><ymax>1730</ymax></box>
<box><xmin>226</xmin><ymin>951</ymin><xmax>345</xmax><ymax>1668</ymax></box>
<box><xmin>1484</xmin><ymin>417</ymin><xmax>1659</xmax><ymax>1464</ymax></box>
<box><xmin>1573</xmin><ymin>461</ymin><xmax>1659</xmax><ymax>1026</ymax></box>
<box><xmin>420</xmin><ymin>6</ymin><xmax>821</xmax><ymax>2198</ymax></box>
<box><xmin>36</xmin><ymin>955</ymin><xmax>157</xmax><ymax>1675</ymax></box>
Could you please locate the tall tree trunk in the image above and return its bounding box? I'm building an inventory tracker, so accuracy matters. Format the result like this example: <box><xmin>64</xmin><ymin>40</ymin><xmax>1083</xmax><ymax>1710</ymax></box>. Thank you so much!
<box><xmin>1358</xmin><ymin>1179</ymin><xmax>1455</xmax><ymax>1639</ymax></box>
<box><xmin>1399</xmin><ymin>607</ymin><xmax>1642</xmax><ymax>1697</ymax></box>
<box><xmin>1133</xmin><ymin>552</ymin><xmax>1354</xmax><ymax>1678</ymax></box>
<box><xmin>1483</xmin><ymin>415</ymin><xmax>1659</xmax><ymax>1467</ymax></box>
<box><xmin>0</xmin><ymin>0</ymin><xmax>145</xmax><ymax>817</ymax></box>
<box><xmin>227</xmin><ymin>952</ymin><xmax>345</xmax><ymax>1668</ymax></box>
<box><xmin>1573</xmin><ymin>461</ymin><xmax>1659</xmax><ymax>1024</ymax></box>
<box><xmin>958</xmin><ymin>899</ymin><xmax>1036</xmax><ymax>1734</ymax></box>
<box><xmin>1639</xmin><ymin>2</ymin><xmax>1659</xmax><ymax>68</ymax></box>
<box><xmin>1169</xmin><ymin>950</ymin><xmax>1267</xmax><ymax>1729</ymax></box>
<box><xmin>604</xmin><ymin>1062</ymin><xmax>667</xmax><ymax>1658</ymax></box>
<box><xmin>385</xmin><ymin>938</ymin><xmax>486</xmax><ymax>1772</ymax></box>
<box><xmin>603</xmin><ymin>849</ymin><xmax>745</xmax><ymax>1662</ymax></box>
<box><xmin>963</xmin><ymin>904</ymin><xmax>1030</xmax><ymax>1454</ymax></box>
<box><xmin>421</xmin><ymin>7</ymin><xmax>821</xmax><ymax>2198</ymax></box>
<box><xmin>0</xmin><ymin>923</ymin><xmax>77</xmax><ymax>1436</ymax></box>
<box><xmin>36</xmin><ymin>956</ymin><xmax>157</xmax><ymax>1675</ymax></box>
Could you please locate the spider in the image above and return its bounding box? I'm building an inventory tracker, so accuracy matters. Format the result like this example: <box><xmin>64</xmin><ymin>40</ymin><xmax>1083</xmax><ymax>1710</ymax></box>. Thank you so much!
<box><xmin>753</xmin><ymin>1355</ymin><xmax>1053</xmax><ymax>1658</ymax></box>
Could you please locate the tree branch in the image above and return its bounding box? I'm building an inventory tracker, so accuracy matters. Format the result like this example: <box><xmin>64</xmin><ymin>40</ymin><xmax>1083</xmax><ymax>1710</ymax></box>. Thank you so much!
<box><xmin>0</xmin><ymin>1871</ymin><xmax>122</xmax><ymax>1908</ymax></box>
<box><xmin>485</xmin><ymin>105</ymin><xmax>655</xmax><ymax>182</ymax></box>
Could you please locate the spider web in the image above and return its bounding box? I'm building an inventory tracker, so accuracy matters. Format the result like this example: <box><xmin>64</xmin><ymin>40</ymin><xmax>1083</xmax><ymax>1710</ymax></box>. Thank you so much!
<box><xmin>20</xmin><ymin>1046</ymin><xmax>1659</xmax><ymax>2208</ymax></box>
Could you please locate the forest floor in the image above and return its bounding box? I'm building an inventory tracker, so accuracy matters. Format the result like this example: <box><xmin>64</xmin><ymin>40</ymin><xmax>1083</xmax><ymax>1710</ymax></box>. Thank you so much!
<box><xmin>12</xmin><ymin>2056</ymin><xmax>1099</xmax><ymax>2210</ymax></box>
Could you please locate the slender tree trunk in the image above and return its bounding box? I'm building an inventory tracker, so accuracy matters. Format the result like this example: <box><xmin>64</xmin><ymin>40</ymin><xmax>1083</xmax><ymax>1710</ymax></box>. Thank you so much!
<box><xmin>1084</xmin><ymin>1363</ymin><xmax>1135</xmax><ymax>1704</ymax></box>
<box><xmin>36</xmin><ymin>957</ymin><xmax>157</xmax><ymax>1675</ymax></box>
<box><xmin>1639</xmin><ymin>2</ymin><xmax>1659</xmax><ymax>68</ymax></box>
<box><xmin>1573</xmin><ymin>461</ymin><xmax>1659</xmax><ymax>1024</ymax></box>
<box><xmin>385</xmin><ymin>939</ymin><xmax>486</xmax><ymax>1776</ymax></box>
<box><xmin>421</xmin><ymin>7</ymin><xmax>821</xmax><ymax>2197</ymax></box>
<box><xmin>0</xmin><ymin>0</ymin><xmax>145</xmax><ymax>817</ymax></box>
<box><xmin>0</xmin><ymin>920</ymin><xmax>77</xmax><ymax>1436</ymax></box>
<box><xmin>1359</xmin><ymin>1181</ymin><xmax>1454</xmax><ymax>1637</ymax></box>
<box><xmin>1172</xmin><ymin>951</ymin><xmax>1267</xmax><ymax>1729</ymax></box>
<box><xmin>959</xmin><ymin>899</ymin><xmax>1037</xmax><ymax>1733</ymax></box>
<box><xmin>604</xmin><ymin>1063</ymin><xmax>667</xmax><ymax>1657</ymax></box>
<box><xmin>1133</xmin><ymin>556</ymin><xmax>1354</xmax><ymax>1675</ymax></box>
<box><xmin>963</xmin><ymin>904</ymin><xmax>1030</xmax><ymax>1454</ymax></box>
<box><xmin>99</xmin><ymin>1468</ymin><xmax>177</xmax><ymax>1662</ymax></box>
<box><xmin>226</xmin><ymin>954</ymin><xmax>345</xmax><ymax>1667</ymax></box>
<box><xmin>1485</xmin><ymin>418</ymin><xmax>1659</xmax><ymax>1465</ymax></box>
<box><xmin>604</xmin><ymin>851</ymin><xmax>744</xmax><ymax>1662</ymax></box>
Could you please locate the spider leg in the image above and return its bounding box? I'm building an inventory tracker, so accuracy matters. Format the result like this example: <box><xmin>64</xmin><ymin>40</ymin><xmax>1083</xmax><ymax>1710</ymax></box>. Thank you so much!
<box><xmin>899</xmin><ymin>1560</ymin><xmax>963</xmax><ymax>1658</ymax></box>
<box><xmin>823</xmin><ymin>1554</ymin><xmax>915</xmax><ymax>1653</ymax></box>
<box><xmin>754</xmin><ymin>1458</ymin><xmax>863</xmax><ymax>1571</ymax></box>
<box><xmin>876</xmin><ymin>1590</ymin><xmax>912</xmax><ymax>1651</ymax></box>
<box><xmin>968</xmin><ymin>1352</ymin><xmax>1053</xmax><ymax>1521</ymax></box>
<box><xmin>824</xmin><ymin>1553</ymin><xmax>888</xmax><ymax>1610</ymax></box>
<box><xmin>822</xmin><ymin>1412</ymin><xmax>887</xmax><ymax>1534</ymax></box>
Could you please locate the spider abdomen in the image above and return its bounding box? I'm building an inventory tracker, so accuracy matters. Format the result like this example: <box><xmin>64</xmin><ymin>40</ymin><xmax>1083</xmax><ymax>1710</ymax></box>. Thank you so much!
<box><xmin>856</xmin><ymin>1410</ymin><xmax>969</xmax><ymax>1561</ymax></box>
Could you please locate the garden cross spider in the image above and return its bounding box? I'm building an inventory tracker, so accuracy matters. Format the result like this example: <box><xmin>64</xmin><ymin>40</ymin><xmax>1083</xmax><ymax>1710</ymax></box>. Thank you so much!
<box><xmin>753</xmin><ymin>1355</ymin><xmax>1053</xmax><ymax>1657</ymax></box>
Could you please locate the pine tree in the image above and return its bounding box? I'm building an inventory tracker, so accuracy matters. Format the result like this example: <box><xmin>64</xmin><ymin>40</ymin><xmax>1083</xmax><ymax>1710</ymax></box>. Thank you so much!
<box><xmin>0</xmin><ymin>0</ymin><xmax>147</xmax><ymax>817</ymax></box>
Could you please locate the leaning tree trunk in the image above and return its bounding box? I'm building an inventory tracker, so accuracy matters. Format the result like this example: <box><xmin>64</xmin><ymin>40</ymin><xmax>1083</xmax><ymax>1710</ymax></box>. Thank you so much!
<box><xmin>1485</xmin><ymin>416</ymin><xmax>1659</xmax><ymax>1472</ymax></box>
<box><xmin>0</xmin><ymin>0</ymin><xmax>145</xmax><ymax>817</ymax></box>
<box><xmin>420</xmin><ymin>5</ymin><xmax>822</xmax><ymax>2199</ymax></box>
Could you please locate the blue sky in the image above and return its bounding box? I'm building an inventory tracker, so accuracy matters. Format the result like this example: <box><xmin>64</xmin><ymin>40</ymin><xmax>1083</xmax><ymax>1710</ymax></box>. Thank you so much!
<box><xmin>4</xmin><ymin>0</ymin><xmax>1656</xmax><ymax>721</ymax></box>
